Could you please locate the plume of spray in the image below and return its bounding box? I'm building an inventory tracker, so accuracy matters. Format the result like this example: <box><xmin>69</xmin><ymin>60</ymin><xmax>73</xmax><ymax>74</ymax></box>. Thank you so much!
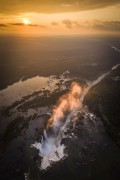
<box><xmin>47</xmin><ymin>82</ymin><xmax>82</xmax><ymax>129</ymax></box>
<box><xmin>32</xmin><ymin>61</ymin><xmax>120</xmax><ymax>170</ymax></box>
<box><xmin>33</xmin><ymin>82</ymin><xmax>83</xmax><ymax>170</ymax></box>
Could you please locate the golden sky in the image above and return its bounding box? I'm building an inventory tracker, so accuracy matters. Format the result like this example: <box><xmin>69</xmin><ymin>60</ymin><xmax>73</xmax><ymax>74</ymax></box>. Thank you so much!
<box><xmin>0</xmin><ymin>0</ymin><xmax>120</xmax><ymax>35</ymax></box>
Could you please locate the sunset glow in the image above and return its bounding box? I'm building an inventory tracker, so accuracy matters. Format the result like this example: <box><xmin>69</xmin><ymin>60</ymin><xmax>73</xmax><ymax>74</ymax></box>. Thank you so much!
<box><xmin>23</xmin><ymin>19</ymin><xmax>30</xmax><ymax>25</ymax></box>
<box><xmin>0</xmin><ymin>1</ymin><xmax>120</xmax><ymax>35</ymax></box>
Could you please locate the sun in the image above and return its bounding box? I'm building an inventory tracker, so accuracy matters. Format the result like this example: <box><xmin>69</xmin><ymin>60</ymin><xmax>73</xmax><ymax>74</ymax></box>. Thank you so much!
<box><xmin>23</xmin><ymin>19</ymin><xmax>30</xmax><ymax>25</ymax></box>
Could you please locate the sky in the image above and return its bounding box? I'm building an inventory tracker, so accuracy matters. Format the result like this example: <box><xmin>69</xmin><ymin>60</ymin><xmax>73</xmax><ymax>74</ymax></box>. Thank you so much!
<box><xmin>0</xmin><ymin>0</ymin><xmax>120</xmax><ymax>35</ymax></box>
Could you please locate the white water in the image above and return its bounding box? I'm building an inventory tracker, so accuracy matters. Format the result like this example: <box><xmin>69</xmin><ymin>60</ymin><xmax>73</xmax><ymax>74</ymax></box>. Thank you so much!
<box><xmin>80</xmin><ymin>45</ymin><xmax>120</xmax><ymax>102</ymax></box>
<box><xmin>32</xmin><ymin>108</ymin><xmax>79</xmax><ymax>170</ymax></box>
<box><xmin>111</xmin><ymin>46</ymin><xmax>120</xmax><ymax>53</ymax></box>
<box><xmin>32</xmin><ymin>45</ymin><xmax>120</xmax><ymax>171</ymax></box>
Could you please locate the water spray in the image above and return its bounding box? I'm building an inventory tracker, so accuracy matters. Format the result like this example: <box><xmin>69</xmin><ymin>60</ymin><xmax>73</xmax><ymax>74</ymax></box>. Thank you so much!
<box><xmin>32</xmin><ymin>82</ymin><xmax>83</xmax><ymax>170</ymax></box>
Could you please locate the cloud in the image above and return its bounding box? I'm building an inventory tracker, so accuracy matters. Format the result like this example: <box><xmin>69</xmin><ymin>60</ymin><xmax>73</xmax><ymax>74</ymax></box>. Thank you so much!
<box><xmin>62</xmin><ymin>19</ymin><xmax>73</xmax><ymax>29</ymax></box>
<box><xmin>0</xmin><ymin>23</ymin><xmax>8</xmax><ymax>27</ymax></box>
<box><xmin>0</xmin><ymin>20</ymin><xmax>120</xmax><ymax>34</ymax></box>
<box><xmin>0</xmin><ymin>23</ymin><xmax>46</xmax><ymax>29</ymax></box>
<box><xmin>62</xmin><ymin>19</ymin><xmax>80</xmax><ymax>29</ymax></box>
<box><xmin>62</xmin><ymin>19</ymin><xmax>120</xmax><ymax>32</ymax></box>
<box><xmin>0</xmin><ymin>0</ymin><xmax>120</xmax><ymax>14</ymax></box>
<box><xmin>9</xmin><ymin>23</ymin><xmax>24</xmax><ymax>26</ymax></box>
<box><xmin>0</xmin><ymin>23</ymin><xmax>9</xmax><ymax>31</ymax></box>
<box><xmin>51</xmin><ymin>22</ymin><xmax>58</xmax><ymax>26</ymax></box>
<box><xmin>9</xmin><ymin>23</ymin><xmax>40</xmax><ymax>27</ymax></box>
<box><xmin>93</xmin><ymin>20</ymin><xmax>120</xmax><ymax>31</ymax></box>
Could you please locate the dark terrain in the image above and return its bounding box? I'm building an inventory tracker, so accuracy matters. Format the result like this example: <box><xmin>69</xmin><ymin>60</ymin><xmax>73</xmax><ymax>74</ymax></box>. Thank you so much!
<box><xmin>0</xmin><ymin>35</ymin><xmax>120</xmax><ymax>180</ymax></box>
<box><xmin>84</xmin><ymin>66</ymin><xmax>120</xmax><ymax>146</ymax></box>
<box><xmin>0</xmin><ymin>36</ymin><xmax>120</xmax><ymax>90</ymax></box>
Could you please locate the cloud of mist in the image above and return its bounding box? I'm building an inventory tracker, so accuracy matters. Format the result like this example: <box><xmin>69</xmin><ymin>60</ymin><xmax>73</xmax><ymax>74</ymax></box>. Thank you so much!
<box><xmin>33</xmin><ymin>82</ymin><xmax>82</xmax><ymax>159</ymax></box>
<box><xmin>32</xmin><ymin>82</ymin><xmax>83</xmax><ymax>170</ymax></box>
<box><xmin>47</xmin><ymin>82</ymin><xmax>82</xmax><ymax>130</ymax></box>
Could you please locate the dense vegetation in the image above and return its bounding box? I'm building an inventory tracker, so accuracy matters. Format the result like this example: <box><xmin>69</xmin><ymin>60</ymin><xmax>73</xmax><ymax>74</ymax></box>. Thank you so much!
<box><xmin>84</xmin><ymin>66</ymin><xmax>120</xmax><ymax>146</ymax></box>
